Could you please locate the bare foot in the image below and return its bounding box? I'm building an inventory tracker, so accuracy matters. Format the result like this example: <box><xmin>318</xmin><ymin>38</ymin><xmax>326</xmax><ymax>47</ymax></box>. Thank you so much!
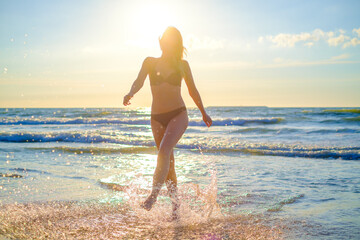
<box><xmin>166</xmin><ymin>207</ymin><xmax>180</xmax><ymax>222</ymax></box>
<box><xmin>140</xmin><ymin>195</ymin><xmax>157</xmax><ymax>211</ymax></box>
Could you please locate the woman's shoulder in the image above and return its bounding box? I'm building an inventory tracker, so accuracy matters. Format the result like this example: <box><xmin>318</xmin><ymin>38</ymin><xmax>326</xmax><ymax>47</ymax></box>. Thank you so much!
<box><xmin>146</xmin><ymin>56</ymin><xmax>165</xmax><ymax>62</ymax></box>
<box><xmin>180</xmin><ymin>59</ymin><xmax>190</xmax><ymax>72</ymax></box>
<box><xmin>180</xmin><ymin>59</ymin><xmax>189</xmax><ymax>67</ymax></box>
<box><xmin>143</xmin><ymin>57</ymin><xmax>158</xmax><ymax>71</ymax></box>
<box><xmin>144</xmin><ymin>56</ymin><xmax>157</xmax><ymax>63</ymax></box>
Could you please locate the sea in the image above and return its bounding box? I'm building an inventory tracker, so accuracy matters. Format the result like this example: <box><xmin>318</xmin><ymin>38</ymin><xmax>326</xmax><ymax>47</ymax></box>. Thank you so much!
<box><xmin>0</xmin><ymin>106</ymin><xmax>359</xmax><ymax>239</ymax></box>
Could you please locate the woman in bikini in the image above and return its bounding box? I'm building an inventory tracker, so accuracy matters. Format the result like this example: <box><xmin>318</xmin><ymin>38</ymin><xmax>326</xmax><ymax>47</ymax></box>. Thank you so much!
<box><xmin>123</xmin><ymin>26</ymin><xmax>212</xmax><ymax>217</ymax></box>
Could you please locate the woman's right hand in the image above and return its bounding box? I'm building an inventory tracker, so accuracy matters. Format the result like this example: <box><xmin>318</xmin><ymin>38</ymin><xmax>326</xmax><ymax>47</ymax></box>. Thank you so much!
<box><xmin>123</xmin><ymin>94</ymin><xmax>133</xmax><ymax>106</ymax></box>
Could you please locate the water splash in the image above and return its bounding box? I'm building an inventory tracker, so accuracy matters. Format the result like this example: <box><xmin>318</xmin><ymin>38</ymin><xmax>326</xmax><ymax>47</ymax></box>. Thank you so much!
<box><xmin>0</xmin><ymin>169</ymin><xmax>284</xmax><ymax>239</ymax></box>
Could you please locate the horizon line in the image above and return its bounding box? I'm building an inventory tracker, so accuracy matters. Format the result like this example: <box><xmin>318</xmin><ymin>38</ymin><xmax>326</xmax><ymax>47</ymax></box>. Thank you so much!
<box><xmin>1</xmin><ymin>106</ymin><xmax>360</xmax><ymax>109</ymax></box>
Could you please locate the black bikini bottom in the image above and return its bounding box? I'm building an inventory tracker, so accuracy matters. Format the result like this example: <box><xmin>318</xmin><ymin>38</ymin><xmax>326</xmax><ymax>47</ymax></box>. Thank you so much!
<box><xmin>151</xmin><ymin>106</ymin><xmax>187</xmax><ymax>128</ymax></box>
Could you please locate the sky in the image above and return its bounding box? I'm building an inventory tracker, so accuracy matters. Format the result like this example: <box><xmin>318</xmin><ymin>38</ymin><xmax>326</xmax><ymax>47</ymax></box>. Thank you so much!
<box><xmin>0</xmin><ymin>0</ymin><xmax>359</xmax><ymax>108</ymax></box>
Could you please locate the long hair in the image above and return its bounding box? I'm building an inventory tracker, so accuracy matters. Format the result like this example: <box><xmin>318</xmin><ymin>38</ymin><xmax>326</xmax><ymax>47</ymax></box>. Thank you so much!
<box><xmin>159</xmin><ymin>26</ymin><xmax>187</xmax><ymax>76</ymax></box>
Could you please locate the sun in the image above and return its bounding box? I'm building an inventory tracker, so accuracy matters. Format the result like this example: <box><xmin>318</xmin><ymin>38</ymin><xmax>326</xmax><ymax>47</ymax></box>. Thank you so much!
<box><xmin>125</xmin><ymin>2</ymin><xmax>179</xmax><ymax>48</ymax></box>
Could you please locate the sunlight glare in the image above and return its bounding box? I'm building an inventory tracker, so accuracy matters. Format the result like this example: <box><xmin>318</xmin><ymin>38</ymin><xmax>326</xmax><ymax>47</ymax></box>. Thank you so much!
<box><xmin>125</xmin><ymin>2</ymin><xmax>178</xmax><ymax>48</ymax></box>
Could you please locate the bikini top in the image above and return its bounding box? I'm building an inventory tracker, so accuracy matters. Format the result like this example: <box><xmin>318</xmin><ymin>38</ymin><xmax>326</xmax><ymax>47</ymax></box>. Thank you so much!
<box><xmin>149</xmin><ymin>58</ymin><xmax>182</xmax><ymax>87</ymax></box>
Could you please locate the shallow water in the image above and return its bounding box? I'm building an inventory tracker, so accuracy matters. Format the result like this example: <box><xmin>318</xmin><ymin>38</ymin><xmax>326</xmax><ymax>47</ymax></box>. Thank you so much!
<box><xmin>1</xmin><ymin>107</ymin><xmax>360</xmax><ymax>239</ymax></box>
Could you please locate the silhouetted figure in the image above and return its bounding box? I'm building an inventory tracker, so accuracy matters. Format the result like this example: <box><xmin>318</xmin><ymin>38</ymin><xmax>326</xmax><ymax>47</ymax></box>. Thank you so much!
<box><xmin>123</xmin><ymin>26</ymin><xmax>212</xmax><ymax>220</ymax></box>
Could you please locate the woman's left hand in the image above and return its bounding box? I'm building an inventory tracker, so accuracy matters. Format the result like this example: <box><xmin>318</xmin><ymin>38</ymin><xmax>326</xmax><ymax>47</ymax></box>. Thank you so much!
<box><xmin>123</xmin><ymin>94</ymin><xmax>133</xmax><ymax>106</ymax></box>
<box><xmin>203</xmin><ymin>113</ymin><xmax>212</xmax><ymax>127</ymax></box>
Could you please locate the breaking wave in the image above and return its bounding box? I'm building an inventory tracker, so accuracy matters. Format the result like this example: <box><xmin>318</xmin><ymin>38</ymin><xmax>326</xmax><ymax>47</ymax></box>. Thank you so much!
<box><xmin>0</xmin><ymin>117</ymin><xmax>283</xmax><ymax>126</ymax></box>
<box><xmin>0</xmin><ymin>131</ymin><xmax>356</xmax><ymax>159</ymax></box>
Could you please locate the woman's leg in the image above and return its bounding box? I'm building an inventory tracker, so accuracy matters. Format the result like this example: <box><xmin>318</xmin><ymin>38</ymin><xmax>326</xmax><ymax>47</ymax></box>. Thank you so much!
<box><xmin>166</xmin><ymin>155</ymin><xmax>180</xmax><ymax>219</ymax></box>
<box><xmin>150</xmin><ymin>119</ymin><xmax>177</xmax><ymax>195</ymax></box>
<box><xmin>165</xmin><ymin>154</ymin><xmax>177</xmax><ymax>195</ymax></box>
<box><xmin>142</xmin><ymin>110</ymin><xmax>188</xmax><ymax>210</ymax></box>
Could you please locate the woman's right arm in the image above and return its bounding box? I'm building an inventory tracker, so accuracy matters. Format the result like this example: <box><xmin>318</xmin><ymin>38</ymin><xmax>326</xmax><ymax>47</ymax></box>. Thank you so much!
<box><xmin>123</xmin><ymin>57</ymin><xmax>151</xmax><ymax>106</ymax></box>
<box><xmin>183</xmin><ymin>60</ymin><xmax>212</xmax><ymax>127</ymax></box>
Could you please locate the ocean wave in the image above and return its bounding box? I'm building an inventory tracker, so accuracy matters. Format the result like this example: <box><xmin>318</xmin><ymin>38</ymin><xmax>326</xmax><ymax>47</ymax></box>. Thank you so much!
<box><xmin>231</xmin><ymin>127</ymin><xmax>277</xmax><ymax>134</ymax></box>
<box><xmin>189</xmin><ymin>117</ymin><xmax>284</xmax><ymax>126</ymax></box>
<box><xmin>28</xmin><ymin>146</ymin><xmax>157</xmax><ymax>155</ymax></box>
<box><xmin>319</xmin><ymin>119</ymin><xmax>340</xmax><ymax>124</ymax></box>
<box><xmin>306</xmin><ymin>128</ymin><xmax>360</xmax><ymax>134</ymax></box>
<box><xmin>301</xmin><ymin>110</ymin><xmax>313</xmax><ymax>113</ymax></box>
<box><xmin>199</xmin><ymin>147</ymin><xmax>360</xmax><ymax>160</ymax></box>
<box><xmin>0</xmin><ymin>117</ymin><xmax>284</xmax><ymax>126</ymax></box>
<box><xmin>230</xmin><ymin>127</ymin><xmax>299</xmax><ymax>134</ymax></box>
<box><xmin>79</xmin><ymin>111</ymin><xmax>114</xmax><ymax>118</ymax></box>
<box><xmin>322</xmin><ymin>109</ymin><xmax>360</xmax><ymax>114</ymax></box>
<box><xmin>320</xmin><ymin>116</ymin><xmax>360</xmax><ymax>124</ymax></box>
<box><xmin>6</xmin><ymin>131</ymin><xmax>357</xmax><ymax>160</ymax></box>
<box><xmin>0</xmin><ymin>132</ymin><xmax>154</xmax><ymax>146</ymax></box>
<box><xmin>344</xmin><ymin>116</ymin><xmax>360</xmax><ymax>122</ymax></box>
<box><xmin>267</xmin><ymin>194</ymin><xmax>305</xmax><ymax>212</ymax></box>
<box><xmin>0</xmin><ymin>117</ymin><xmax>150</xmax><ymax>126</ymax></box>
<box><xmin>10</xmin><ymin>167</ymin><xmax>51</xmax><ymax>175</ymax></box>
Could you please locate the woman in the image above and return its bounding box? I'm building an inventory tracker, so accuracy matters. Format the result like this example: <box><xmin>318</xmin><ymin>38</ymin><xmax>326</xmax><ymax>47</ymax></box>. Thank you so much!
<box><xmin>123</xmin><ymin>26</ymin><xmax>212</xmax><ymax>217</ymax></box>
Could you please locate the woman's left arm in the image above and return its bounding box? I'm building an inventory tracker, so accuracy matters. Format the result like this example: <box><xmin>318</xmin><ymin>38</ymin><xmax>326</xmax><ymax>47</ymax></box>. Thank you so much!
<box><xmin>123</xmin><ymin>57</ymin><xmax>151</xmax><ymax>106</ymax></box>
<box><xmin>183</xmin><ymin>60</ymin><xmax>212</xmax><ymax>127</ymax></box>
